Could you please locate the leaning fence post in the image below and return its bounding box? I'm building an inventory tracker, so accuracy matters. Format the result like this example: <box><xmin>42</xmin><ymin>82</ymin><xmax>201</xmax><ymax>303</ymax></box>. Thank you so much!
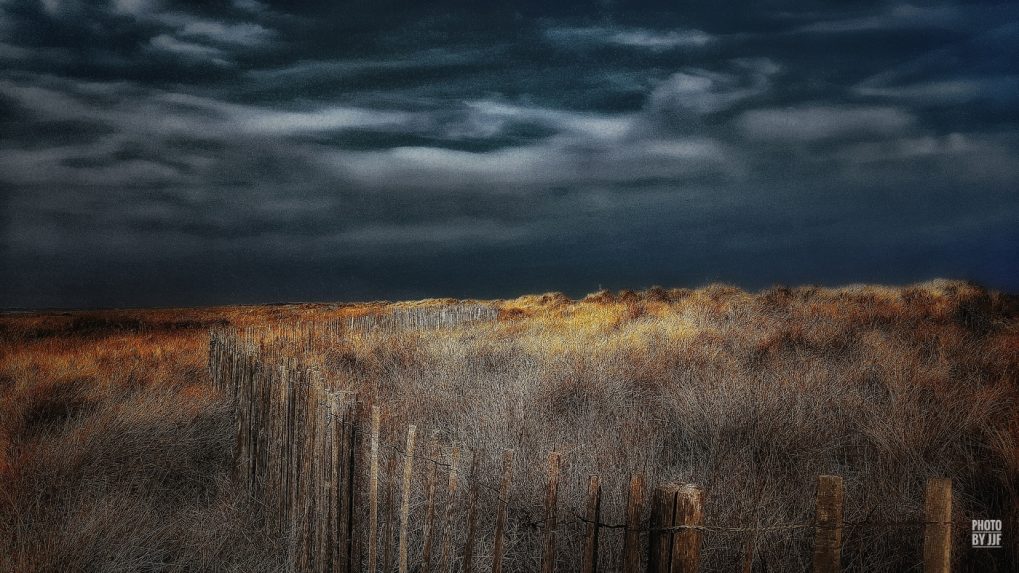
<box><xmin>672</xmin><ymin>485</ymin><xmax>703</xmax><ymax>573</ymax></box>
<box><xmin>622</xmin><ymin>473</ymin><xmax>645</xmax><ymax>573</ymax></box>
<box><xmin>541</xmin><ymin>452</ymin><xmax>562</xmax><ymax>573</ymax></box>
<box><xmin>367</xmin><ymin>406</ymin><xmax>380</xmax><ymax>573</ymax></box>
<box><xmin>923</xmin><ymin>478</ymin><xmax>953</xmax><ymax>573</ymax></box>
<box><xmin>399</xmin><ymin>425</ymin><xmax>417</xmax><ymax>573</ymax></box>
<box><xmin>581</xmin><ymin>475</ymin><xmax>602</xmax><ymax>573</ymax></box>
<box><xmin>491</xmin><ymin>449</ymin><xmax>515</xmax><ymax>573</ymax></box>
<box><xmin>648</xmin><ymin>483</ymin><xmax>680</xmax><ymax>573</ymax></box>
<box><xmin>813</xmin><ymin>475</ymin><xmax>844</xmax><ymax>573</ymax></box>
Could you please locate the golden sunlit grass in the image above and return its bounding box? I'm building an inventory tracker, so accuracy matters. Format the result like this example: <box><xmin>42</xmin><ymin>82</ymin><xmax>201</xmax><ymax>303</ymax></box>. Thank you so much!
<box><xmin>1</xmin><ymin>280</ymin><xmax>1017</xmax><ymax>571</ymax></box>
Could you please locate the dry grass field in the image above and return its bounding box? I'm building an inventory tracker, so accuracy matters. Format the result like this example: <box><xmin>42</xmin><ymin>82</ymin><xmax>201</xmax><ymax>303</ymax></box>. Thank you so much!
<box><xmin>1</xmin><ymin>280</ymin><xmax>1017</xmax><ymax>572</ymax></box>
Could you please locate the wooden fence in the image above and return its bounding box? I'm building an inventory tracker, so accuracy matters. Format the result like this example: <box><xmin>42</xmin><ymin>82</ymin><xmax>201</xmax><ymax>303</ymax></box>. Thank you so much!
<box><xmin>210</xmin><ymin>327</ymin><xmax>358</xmax><ymax>571</ymax></box>
<box><xmin>209</xmin><ymin>326</ymin><xmax>968</xmax><ymax>573</ymax></box>
<box><xmin>347</xmin><ymin>304</ymin><xmax>499</xmax><ymax>332</ymax></box>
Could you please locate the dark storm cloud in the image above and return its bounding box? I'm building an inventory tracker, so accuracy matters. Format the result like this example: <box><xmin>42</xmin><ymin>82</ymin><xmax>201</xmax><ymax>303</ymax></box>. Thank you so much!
<box><xmin>1</xmin><ymin>0</ymin><xmax>1018</xmax><ymax>308</ymax></box>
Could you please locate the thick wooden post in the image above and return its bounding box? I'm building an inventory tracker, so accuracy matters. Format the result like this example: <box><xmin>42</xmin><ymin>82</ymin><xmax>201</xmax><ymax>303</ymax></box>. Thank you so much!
<box><xmin>671</xmin><ymin>485</ymin><xmax>703</xmax><ymax>573</ymax></box>
<box><xmin>623</xmin><ymin>473</ymin><xmax>645</xmax><ymax>573</ymax></box>
<box><xmin>339</xmin><ymin>407</ymin><xmax>356</xmax><ymax>573</ymax></box>
<box><xmin>541</xmin><ymin>452</ymin><xmax>562</xmax><ymax>573</ymax></box>
<box><xmin>399</xmin><ymin>425</ymin><xmax>417</xmax><ymax>573</ymax></box>
<box><xmin>812</xmin><ymin>475</ymin><xmax>844</xmax><ymax>573</ymax></box>
<box><xmin>463</xmin><ymin>449</ymin><xmax>482</xmax><ymax>573</ymax></box>
<box><xmin>439</xmin><ymin>446</ymin><xmax>461</xmax><ymax>573</ymax></box>
<box><xmin>581</xmin><ymin>475</ymin><xmax>602</xmax><ymax>573</ymax></box>
<box><xmin>491</xmin><ymin>449</ymin><xmax>515</xmax><ymax>573</ymax></box>
<box><xmin>923</xmin><ymin>478</ymin><xmax>953</xmax><ymax>573</ymax></box>
<box><xmin>648</xmin><ymin>484</ymin><xmax>680</xmax><ymax>573</ymax></box>
<box><xmin>368</xmin><ymin>407</ymin><xmax>380</xmax><ymax>573</ymax></box>
<box><xmin>421</xmin><ymin>431</ymin><xmax>441</xmax><ymax>573</ymax></box>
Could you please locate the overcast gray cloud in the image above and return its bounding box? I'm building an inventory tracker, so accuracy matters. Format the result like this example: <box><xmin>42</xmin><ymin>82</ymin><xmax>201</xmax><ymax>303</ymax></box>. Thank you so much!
<box><xmin>737</xmin><ymin>105</ymin><xmax>916</xmax><ymax>141</ymax></box>
<box><xmin>545</xmin><ymin>25</ymin><xmax>714</xmax><ymax>51</ymax></box>
<box><xmin>1</xmin><ymin>0</ymin><xmax>1018</xmax><ymax>307</ymax></box>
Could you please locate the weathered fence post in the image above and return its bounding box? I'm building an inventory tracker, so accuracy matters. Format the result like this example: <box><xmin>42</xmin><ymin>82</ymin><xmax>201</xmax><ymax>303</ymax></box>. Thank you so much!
<box><xmin>463</xmin><ymin>449</ymin><xmax>482</xmax><ymax>573</ymax></box>
<box><xmin>672</xmin><ymin>485</ymin><xmax>703</xmax><ymax>573</ymax></box>
<box><xmin>623</xmin><ymin>473</ymin><xmax>645</xmax><ymax>573</ymax></box>
<box><xmin>923</xmin><ymin>478</ymin><xmax>953</xmax><ymax>573</ymax></box>
<box><xmin>347</xmin><ymin>407</ymin><xmax>360</xmax><ymax>572</ymax></box>
<box><xmin>383</xmin><ymin>455</ymin><xmax>397</xmax><ymax>573</ymax></box>
<box><xmin>541</xmin><ymin>452</ymin><xmax>562</xmax><ymax>573</ymax></box>
<box><xmin>337</xmin><ymin>403</ymin><xmax>356</xmax><ymax>573</ymax></box>
<box><xmin>421</xmin><ymin>431</ymin><xmax>441</xmax><ymax>573</ymax></box>
<box><xmin>812</xmin><ymin>475</ymin><xmax>844</xmax><ymax>573</ymax></box>
<box><xmin>440</xmin><ymin>446</ymin><xmax>461</xmax><ymax>573</ymax></box>
<box><xmin>581</xmin><ymin>475</ymin><xmax>602</xmax><ymax>573</ymax></box>
<box><xmin>492</xmin><ymin>449</ymin><xmax>515</xmax><ymax>573</ymax></box>
<box><xmin>367</xmin><ymin>407</ymin><xmax>380</xmax><ymax>573</ymax></box>
<box><xmin>299</xmin><ymin>372</ymin><xmax>321</xmax><ymax>572</ymax></box>
<box><xmin>399</xmin><ymin>425</ymin><xmax>417</xmax><ymax>573</ymax></box>
<box><xmin>648</xmin><ymin>483</ymin><xmax>680</xmax><ymax>573</ymax></box>
<box><xmin>317</xmin><ymin>396</ymin><xmax>335</xmax><ymax>572</ymax></box>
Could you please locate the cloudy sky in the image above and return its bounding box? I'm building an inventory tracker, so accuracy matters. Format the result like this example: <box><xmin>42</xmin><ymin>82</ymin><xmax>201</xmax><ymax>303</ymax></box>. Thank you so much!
<box><xmin>1</xmin><ymin>0</ymin><xmax>1017</xmax><ymax>308</ymax></box>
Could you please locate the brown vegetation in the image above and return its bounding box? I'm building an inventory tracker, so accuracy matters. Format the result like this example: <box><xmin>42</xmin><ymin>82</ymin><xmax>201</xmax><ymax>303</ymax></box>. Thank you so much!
<box><xmin>1</xmin><ymin>280</ymin><xmax>1017</xmax><ymax>571</ymax></box>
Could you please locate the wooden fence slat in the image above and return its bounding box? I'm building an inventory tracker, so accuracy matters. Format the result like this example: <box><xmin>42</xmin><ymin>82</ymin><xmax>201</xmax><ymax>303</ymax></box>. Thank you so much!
<box><xmin>491</xmin><ymin>449</ymin><xmax>515</xmax><ymax>573</ymax></box>
<box><xmin>440</xmin><ymin>446</ymin><xmax>461</xmax><ymax>573</ymax></box>
<box><xmin>288</xmin><ymin>369</ymin><xmax>298</xmax><ymax>564</ymax></box>
<box><xmin>581</xmin><ymin>475</ymin><xmax>602</xmax><ymax>573</ymax></box>
<box><xmin>307</xmin><ymin>376</ymin><xmax>320</xmax><ymax>572</ymax></box>
<box><xmin>346</xmin><ymin>413</ymin><xmax>359</xmax><ymax>573</ymax></box>
<box><xmin>329</xmin><ymin>395</ymin><xmax>340</xmax><ymax>572</ymax></box>
<box><xmin>812</xmin><ymin>475</ymin><xmax>844</xmax><ymax>573</ymax></box>
<box><xmin>399</xmin><ymin>425</ymin><xmax>417</xmax><ymax>573</ymax></box>
<box><xmin>648</xmin><ymin>484</ymin><xmax>679</xmax><ymax>573</ymax></box>
<box><xmin>383</xmin><ymin>455</ymin><xmax>398</xmax><ymax>573</ymax></box>
<box><xmin>287</xmin><ymin>365</ymin><xmax>302</xmax><ymax>567</ymax></box>
<box><xmin>541</xmin><ymin>452</ymin><xmax>562</xmax><ymax>573</ymax></box>
<box><xmin>336</xmin><ymin>406</ymin><xmax>353</xmax><ymax>573</ymax></box>
<box><xmin>368</xmin><ymin>407</ymin><xmax>381</xmax><ymax>573</ymax></box>
<box><xmin>671</xmin><ymin>485</ymin><xmax>703</xmax><ymax>573</ymax></box>
<box><xmin>923</xmin><ymin>478</ymin><xmax>953</xmax><ymax>573</ymax></box>
<box><xmin>299</xmin><ymin>374</ymin><xmax>320</xmax><ymax>572</ymax></box>
<box><xmin>463</xmin><ymin>449</ymin><xmax>482</xmax><ymax>573</ymax></box>
<box><xmin>317</xmin><ymin>396</ymin><xmax>335</xmax><ymax>572</ymax></box>
<box><xmin>421</xmin><ymin>431</ymin><xmax>441</xmax><ymax>573</ymax></box>
<box><xmin>622</xmin><ymin>473</ymin><xmax>645</xmax><ymax>573</ymax></box>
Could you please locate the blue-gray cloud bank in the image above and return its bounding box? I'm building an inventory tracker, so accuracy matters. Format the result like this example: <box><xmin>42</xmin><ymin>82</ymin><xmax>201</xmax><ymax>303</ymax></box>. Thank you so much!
<box><xmin>1</xmin><ymin>1</ymin><xmax>1017</xmax><ymax>308</ymax></box>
